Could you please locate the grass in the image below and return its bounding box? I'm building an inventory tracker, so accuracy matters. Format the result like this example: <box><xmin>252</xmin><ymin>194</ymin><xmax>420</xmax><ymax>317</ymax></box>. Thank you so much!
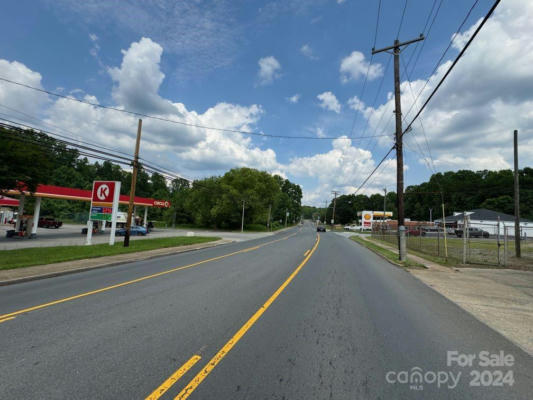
<box><xmin>371</xmin><ymin>236</ymin><xmax>455</xmax><ymax>267</ymax></box>
<box><xmin>0</xmin><ymin>236</ymin><xmax>220</xmax><ymax>270</ymax></box>
<box><xmin>350</xmin><ymin>236</ymin><xmax>425</xmax><ymax>269</ymax></box>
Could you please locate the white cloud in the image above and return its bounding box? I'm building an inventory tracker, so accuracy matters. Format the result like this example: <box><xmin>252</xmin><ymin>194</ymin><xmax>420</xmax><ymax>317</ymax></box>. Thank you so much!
<box><xmin>89</xmin><ymin>33</ymin><xmax>98</xmax><ymax>42</ymax></box>
<box><xmin>315</xmin><ymin>127</ymin><xmax>326</xmax><ymax>138</ymax></box>
<box><xmin>337</xmin><ymin>0</ymin><xmax>346</xmax><ymax>4</ymax></box>
<box><xmin>340</xmin><ymin>51</ymin><xmax>383</xmax><ymax>83</ymax></box>
<box><xmin>1</xmin><ymin>38</ymin><xmax>283</xmax><ymax>181</ymax></box>
<box><xmin>317</xmin><ymin>91</ymin><xmax>341</xmax><ymax>113</ymax></box>
<box><xmin>286</xmin><ymin>136</ymin><xmax>396</xmax><ymax>205</ymax></box>
<box><xmin>257</xmin><ymin>56</ymin><xmax>281</xmax><ymax>85</ymax></box>
<box><xmin>287</xmin><ymin>94</ymin><xmax>301</xmax><ymax>103</ymax></box>
<box><xmin>107</xmin><ymin>37</ymin><xmax>176</xmax><ymax>115</ymax></box>
<box><xmin>300</xmin><ymin>44</ymin><xmax>318</xmax><ymax>60</ymax></box>
<box><xmin>347</xmin><ymin>95</ymin><xmax>365</xmax><ymax>112</ymax></box>
<box><xmin>0</xmin><ymin>59</ymin><xmax>49</xmax><ymax>116</ymax></box>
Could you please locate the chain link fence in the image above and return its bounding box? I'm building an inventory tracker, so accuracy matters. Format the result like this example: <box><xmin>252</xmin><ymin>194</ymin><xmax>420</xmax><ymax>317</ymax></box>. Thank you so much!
<box><xmin>371</xmin><ymin>222</ymin><xmax>533</xmax><ymax>269</ymax></box>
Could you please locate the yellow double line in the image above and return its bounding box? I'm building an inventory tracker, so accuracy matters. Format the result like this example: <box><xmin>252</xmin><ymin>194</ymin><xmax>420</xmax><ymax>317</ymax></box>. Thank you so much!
<box><xmin>144</xmin><ymin>234</ymin><xmax>320</xmax><ymax>400</ymax></box>
<box><xmin>0</xmin><ymin>231</ymin><xmax>299</xmax><ymax>322</ymax></box>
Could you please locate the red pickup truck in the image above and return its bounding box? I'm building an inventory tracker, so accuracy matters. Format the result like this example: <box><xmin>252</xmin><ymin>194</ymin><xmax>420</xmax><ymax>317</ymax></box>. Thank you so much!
<box><xmin>38</xmin><ymin>217</ymin><xmax>63</xmax><ymax>229</ymax></box>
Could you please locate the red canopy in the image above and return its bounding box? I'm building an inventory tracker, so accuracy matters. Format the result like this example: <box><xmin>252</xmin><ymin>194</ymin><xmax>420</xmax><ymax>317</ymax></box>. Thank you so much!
<box><xmin>0</xmin><ymin>196</ymin><xmax>19</xmax><ymax>207</ymax></box>
<box><xmin>6</xmin><ymin>184</ymin><xmax>170</xmax><ymax>208</ymax></box>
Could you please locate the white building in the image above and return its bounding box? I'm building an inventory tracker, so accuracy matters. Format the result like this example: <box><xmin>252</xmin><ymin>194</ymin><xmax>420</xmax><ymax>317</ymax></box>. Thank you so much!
<box><xmin>436</xmin><ymin>208</ymin><xmax>532</xmax><ymax>238</ymax></box>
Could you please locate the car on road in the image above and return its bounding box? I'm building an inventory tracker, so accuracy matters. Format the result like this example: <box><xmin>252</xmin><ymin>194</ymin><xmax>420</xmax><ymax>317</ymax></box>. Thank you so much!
<box><xmin>115</xmin><ymin>225</ymin><xmax>147</xmax><ymax>236</ymax></box>
<box><xmin>317</xmin><ymin>225</ymin><xmax>326</xmax><ymax>232</ymax></box>
<box><xmin>454</xmin><ymin>227</ymin><xmax>490</xmax><ymax>238</ymax></box>
<box><xmin>38</xmin><ymin>217</ymin><xmax>63</xmax><ymax>229</ymax></box>
<box><xmin>343</xmin><ymin>224</ymin><xmax>359</xmax><ymax>231</ymax></box>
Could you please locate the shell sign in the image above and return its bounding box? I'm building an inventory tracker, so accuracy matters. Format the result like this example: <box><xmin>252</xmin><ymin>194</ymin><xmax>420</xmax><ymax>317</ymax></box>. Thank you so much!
<box><xmin>362</xmin><ymin>211</ymin><xmax>373</xmax><ymax>227</ymax></box>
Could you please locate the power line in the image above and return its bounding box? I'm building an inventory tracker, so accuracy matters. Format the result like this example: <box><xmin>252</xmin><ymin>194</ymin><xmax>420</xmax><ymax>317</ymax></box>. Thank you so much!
<box><xmin>0</xmin><ymin>103</ymin><xmax>135</xmax><ymax>159</ymax></box>
<box><xmin>401</xmin><ymin>0</ymin><xmax>481</xmax><ymax>123</ymax></box>
<box><xmin>0</xmin><ymin>76</ymin><xmax>387</xmax><ymax>141</ymax></box>
<box><xmin>396</xmin><ymin>0</ymin><xmax>409</xmax><ymax>39</ymax></box>
<box><xmin>403</xmin><ymin>0</ymin><xmax>443</xmax><ymax>77</ymax></box>
<box><xmin>402</xmin><ymin>0</ymin><xmax>501</xmax><ymax>138</ymax></box>
<box><xmin>0</xmin><ymin>107</ymin><xmax>190</xmax><ymax>180</ymax></box>
<box><xmin>348</xmin><ymin>0</ymin><xmax>382</xmax><ymax>138</ymax></box>
<box><xmin>0</xmin><ymin>118</ymin><xmax>181</xmax><ymax>181</ymax></box>
<box><xmin>360</xmin><ymin>0</ymin><xmax>441</xmax><ymax>153</ymax></box>
<box><xmin>353</xmin><ymin>147</ymin><xmax>395</xmax><ymax>196</ymax></box>
<box><xmin>351</xmin><ymin>0</ymin><xmax>501</xmax><ymax>196</ymax></box>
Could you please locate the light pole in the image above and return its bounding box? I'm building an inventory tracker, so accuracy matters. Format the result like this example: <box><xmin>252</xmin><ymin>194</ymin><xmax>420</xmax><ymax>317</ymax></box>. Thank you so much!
<box><xmin>429</xmin><ymin>208</ymin><xmax>433</xmax><ymax>223</ymax></box>
<box><xmin>241</xmin><ymin>200</ymin><xmax>245</xmax><ymax>233</ymax></box>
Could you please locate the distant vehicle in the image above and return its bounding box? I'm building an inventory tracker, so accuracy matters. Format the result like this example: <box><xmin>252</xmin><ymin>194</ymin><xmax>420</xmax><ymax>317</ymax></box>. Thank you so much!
<box><xmin>344</xmin><ymin>224</ymin><xmax>359</xmax><ymax>231</ymax></box>
<box><xmin>407</xmin><ymin>228</ymin><xmax>421</xmax><ymax>236</ymax></box>
<box><xmin>317</xmin><ymin>225</ymin><xmax>326</xmax><ymax>232</ymax></box>
<box><xmin>454</xmin><ymin>227</ymin><xmax>490</xmax><ymax>238</ymax></box>
<box><xmin>116</xmin><ymin>225</ymin><xmax>147</xmax><ymax>236</ymax></box>
<box><xmin>421</xmin><ymin>226</ymin><xmax>440</xmax><ymax>236</ymax></box>
<box><xmin>38</xmin><ymin>217</ymin><xmax>63</xmax><ymax>229</ymax></box>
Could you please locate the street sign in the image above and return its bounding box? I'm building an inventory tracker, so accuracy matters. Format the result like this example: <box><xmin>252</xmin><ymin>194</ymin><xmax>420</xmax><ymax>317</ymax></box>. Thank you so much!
<box><xmin>87</xmin><ymin>181</ymin><xmax>121</xmax><ymax>246</ymax></box>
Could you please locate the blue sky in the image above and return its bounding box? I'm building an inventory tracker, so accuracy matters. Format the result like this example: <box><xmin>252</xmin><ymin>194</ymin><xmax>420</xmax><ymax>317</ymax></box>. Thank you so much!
<box><xmin>1</xmin><ymin>0</ymin><xmax>531</xmax><ymax>205</ymax></box>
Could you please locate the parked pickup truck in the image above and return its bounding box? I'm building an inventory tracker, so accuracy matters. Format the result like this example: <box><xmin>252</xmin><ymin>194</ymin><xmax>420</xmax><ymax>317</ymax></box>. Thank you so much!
<box><xmin>38</xmin><ymin>217</ymin><xmax>63</xmax><ymax>229</ymax></box>
<box><xmin>454</xmin><ymin>227</ymin><xmax>489</xmax><ymax>238</ymax></box>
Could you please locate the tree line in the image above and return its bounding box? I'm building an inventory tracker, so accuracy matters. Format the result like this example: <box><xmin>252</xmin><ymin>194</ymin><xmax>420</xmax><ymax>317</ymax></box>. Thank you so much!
<box><xmin>0</xmin><ymin>125</ymin><xmax>302</xmax><ymax>230</ymax></box>
<box><xmin>302</xmin><ymin>169</ymin><xmax>533</xmax><ymax>225</ymax></box>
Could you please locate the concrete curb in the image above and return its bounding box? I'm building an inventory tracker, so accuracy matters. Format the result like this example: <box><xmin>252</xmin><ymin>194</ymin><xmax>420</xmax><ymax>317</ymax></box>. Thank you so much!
<box><xmin>0</xmin><ymin>239</ymin><xmax>232</xmax><ymax>286</ymax></box>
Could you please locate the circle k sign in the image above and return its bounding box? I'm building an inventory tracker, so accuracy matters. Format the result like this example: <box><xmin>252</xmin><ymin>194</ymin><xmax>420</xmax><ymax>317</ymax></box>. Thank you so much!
<box><xmin>92</xmin><ymin>181</ymin><xmax>116</xmax><ymax>203</ymax></box>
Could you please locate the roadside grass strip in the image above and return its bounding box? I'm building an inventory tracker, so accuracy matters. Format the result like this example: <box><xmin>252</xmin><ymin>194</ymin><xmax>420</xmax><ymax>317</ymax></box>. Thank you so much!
<box><xmin>0</xmin><ymin>236</ymin><xmax>220</xmax><ymax>270</ymax></box>
<box><xmin>350</xmin><ymin>236</ymin><xmax>425</xmax><ymax>269</ymax></box>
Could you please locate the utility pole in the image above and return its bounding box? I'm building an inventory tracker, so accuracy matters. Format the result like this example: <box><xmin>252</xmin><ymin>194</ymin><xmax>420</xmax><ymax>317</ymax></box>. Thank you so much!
<box><xmin>241</xmin><ymin>200</ymin><xmax>245</xmax><ymax>233</ymax></box>
<box><xmin>429</xmin><ymin>208</ymin><xmax>433</xmax><ymax>223</ymax></box>
<box><xmin>284</xmin><ymin>209</ymin><xmax>288</xmax><ymax>228</ymax></box>
<box><xmin>373</xmin><ymin>34</ymin><xmax>424</xmax><ymax>261</ymax></box>
<box><xmin>124</xmin><ymin>119</ymin><xmax>142</xmax><ymax>247</ymax></box>
<box><xmin>514</xmin><ymin>129</ymin><xmax>521</xmax><ymax>257</ymax></box>
<box><xmin>331</xmin><ymin>190</ymin><xmax>339</xmax><ymax>225</ymax></box>
<box><xmin>383</xmin><ymin>188</ymin><xmax>387</xmax><ymax>224</ymax></box>
<box><xmin>267</xmin><ymin>204</ymin><xmax>272</xmax><ymax>232</ymax></box>
<box><xmin>323</xmin><ymin>200</ymin><xmax>328</xmax><ymax>224</ymax></box>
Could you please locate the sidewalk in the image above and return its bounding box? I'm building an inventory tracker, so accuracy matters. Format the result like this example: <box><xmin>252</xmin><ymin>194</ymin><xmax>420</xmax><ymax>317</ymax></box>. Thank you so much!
<box><xmin>0</xmin><ymin>239</ymin><xmax>231</xmax><ymax>286</ymax></box>
<box><xmin>353</xmin><ymin>234</ymin><xmax>533</xmax><ymax>355</ymax></box>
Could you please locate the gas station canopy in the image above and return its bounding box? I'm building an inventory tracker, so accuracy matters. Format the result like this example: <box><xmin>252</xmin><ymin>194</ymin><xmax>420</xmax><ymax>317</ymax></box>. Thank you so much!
<box><xmin>6</xmin><ymin>184</ymin><xmax>170</xmax><ymax>208</ymax></box>
<box><xmin>0</xmin><ymin>196</ymin><xmax>20</xmax><ymax>207</ymax></box>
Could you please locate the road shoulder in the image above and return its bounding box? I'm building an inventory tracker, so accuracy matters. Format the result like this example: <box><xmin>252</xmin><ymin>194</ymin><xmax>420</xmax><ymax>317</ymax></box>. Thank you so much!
<box><xmin>343</xmin><ymin>232</ymin><xmax>533</xmax><ymax>355</ymax></box>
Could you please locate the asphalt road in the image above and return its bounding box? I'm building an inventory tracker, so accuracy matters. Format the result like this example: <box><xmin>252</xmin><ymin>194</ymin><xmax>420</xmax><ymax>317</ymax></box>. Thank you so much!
<box><xmin>0</xmin><ymin>222</ymin><xmax>531</xmax><ymax>399</ymax></box>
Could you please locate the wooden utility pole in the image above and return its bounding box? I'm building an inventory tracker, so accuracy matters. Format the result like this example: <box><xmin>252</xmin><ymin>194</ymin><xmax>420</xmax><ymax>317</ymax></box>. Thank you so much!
<box><xmin>124</xmin><ymin>119</ymin><xmax>142</xmax><ymax>247</ymax></box>
<box><xmin>514</xmin><ymin>129</ymin><xmax>521</xmax><ymax>257</ymax></box>
<box><xmin>373</xmin><ymin>35</ymin><xmax>424</xmax><ymax>260</ymax></box>
<box><xmin>241</xmin><ymin>200</ymin><xmax>245</xmax><ymax>233</ymax></box>
<box><xmin>383</xmin><ymin>188</ymin><xmax>387</xmax><ymax>223</ymax></box>
<box><xmin>267</xmin><ymin>204</ymin><xmax>272</xmax><ymax>232</ymax></box>
<box><xmin>331</xmin><ymin>190</ymin><xmax>339</xmax><ymax>225</ymax></box>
